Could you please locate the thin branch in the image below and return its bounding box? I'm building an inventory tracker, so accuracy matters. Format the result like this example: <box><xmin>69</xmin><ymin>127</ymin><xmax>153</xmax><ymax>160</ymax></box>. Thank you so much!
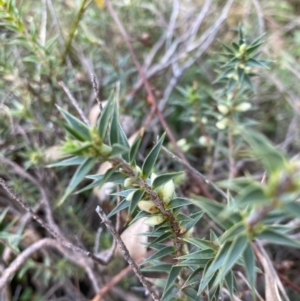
<box><xmin>95</xmin><ymin>206</ymin><xmax>160</xmax><ymax>301</ymax></box>
<box><xmin>91</xmin><ymin>264</ymin><xmax>135</xmax><ymax>301</ymax></box>
<box><xmin>58</xmin><ymin>81</ymin><xmax>90</xmax><ymax>126</ymax></box>
<box><xmin>92</xmin><ymin>74</ymin><xmax>103</xmax><ymax>112</ymax></box>
<box><xmin>0</xmin><ymin>178</ymin><xmax>106</xmax><ymax>265</ymax></box>
<box><xmin>162</xmin><ymin>146</ymin><xmax>227</xmax><ymax>199</ymax></box>
<box><xmin>0</xmin><ymin>239</ymin><xmax>61</xmax><ymax>289</ymax></box>
<box><xmin>61</xmin><ymin>0</ymin><xmax>88</xmax><ymax>64</ymax></box>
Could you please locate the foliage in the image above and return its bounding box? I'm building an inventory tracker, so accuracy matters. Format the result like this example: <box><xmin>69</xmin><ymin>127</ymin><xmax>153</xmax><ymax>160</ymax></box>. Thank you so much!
<box><xmin>1</xmin><ymin>0</ymin><xmax>300</xmax><ymax>300</ymax></box>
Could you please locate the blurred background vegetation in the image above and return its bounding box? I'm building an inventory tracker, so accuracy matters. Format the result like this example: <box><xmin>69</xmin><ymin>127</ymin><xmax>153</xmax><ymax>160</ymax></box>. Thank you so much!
<box><xmin>1</xmin><ymin>0</ymin><xmax>300</xmax><ymax>300</ymax></box>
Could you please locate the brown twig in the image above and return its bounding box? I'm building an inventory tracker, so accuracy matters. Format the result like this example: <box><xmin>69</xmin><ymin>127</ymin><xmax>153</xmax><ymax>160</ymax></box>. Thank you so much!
<box><xmin>58</xmin><ymin>81</ymin><xmax>90</xmax><ymax>126</ymax></box>
<box><xmin>92</xmin><ymin>74</ymin><xmax>103</xmax><ymax>112</ymax></box>
<box><xmin>0</xmin><ymin>177</ymin><xmax>107</xmax><ymax>265</ymax></box>
<box><xmin>95</xmin><ymin>205</ymin><xmax>160</xmax><ymax>301</ymax></box>
<box><xmin>162</xmin><ymin>146</ymin><xmax>227</xmax><ymax>199</ymax></box>
<box><xmin>91</xmin><ymin>263</ymin><xmax>135</xmax><ymax>301</ymax></box>
<box><xmin>104</xmin><ymin>0</ymin><xmax>184</xmax><ymax>161</ymax></box>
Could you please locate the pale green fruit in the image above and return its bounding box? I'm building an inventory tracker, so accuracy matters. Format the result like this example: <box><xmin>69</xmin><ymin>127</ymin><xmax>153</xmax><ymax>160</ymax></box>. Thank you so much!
<box><xmin>138</xmin><ymin>200</ymin><xmax>159</xmax><ymax>213</ymax></box>
<box><xmin>158</xmin><ymin>180</ymin><xmax>175</xmax><ymax>204</ymax></box>
<box><xmin>234</xmin><ymin>102</ymin><xmax>252</xmax><ymax>112</ymax></box>
<box><xmin>217</xmin><ymin>104</ymin><xmax>229</xmax><ymax>115</ymax></box>
<box><xmin>124</xmin><ymin>178</ymin><xmax>133</xmax><ymax>188</ymax></box>
<box><xmin>144</xmin><ymin>214</ymin><xmax>165</xmax><ymax>226</ymax></box>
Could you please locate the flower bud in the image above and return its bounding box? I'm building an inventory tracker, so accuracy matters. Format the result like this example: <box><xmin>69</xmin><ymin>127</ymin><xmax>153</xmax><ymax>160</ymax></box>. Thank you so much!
<box><xmin>217</xmin><ymin>104</ymin><xmax>229</xmax><ymax>115</ymax></box>
<box><xmin>198</xmin><ymin>136</ymin><xmax>214</xmax><ymax>147</ymax></box>
<box><xmin>158</xmin><ymin>180</ymin><xmax>175</xmax><ymax>204</ymax></box>
<box><xmin>138</xmin><ymin>200</ymin><xmax>159</xmax><ymax>213</ymax></box>
<box><xmin>144</xmin><ymin>214</ymin><xmax>165</xmax><ymax>226</ymax></box>
<box><xmin>124</xmin><ymin>178</ymin><xmax>132</xmax><ymax>188</ymax></box>
<box><xmin>234</xmin><ymin>102</ymin><xmax>252</xmax><ymax>112</ymax></box>
<box><xmin>216</xmin><ymin>118</ymin><xmax>229</xmax><ymax>130</ymax></box>
<box><xmin>201</xmin><ymin>117</ymin><xmax>208</xmax><ymax>124</ymax></box>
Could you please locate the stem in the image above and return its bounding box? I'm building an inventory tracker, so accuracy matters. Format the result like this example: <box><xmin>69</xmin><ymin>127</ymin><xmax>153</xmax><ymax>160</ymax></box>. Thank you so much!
<box><xmin>61</xmin><ymin>0</ymin><xmax>88</xmax><ymax>64</ymax></box>
<box><xmin>95</xmin><ymin>206</ymin><xmax>160</xmax><ymax>301</ymax></box>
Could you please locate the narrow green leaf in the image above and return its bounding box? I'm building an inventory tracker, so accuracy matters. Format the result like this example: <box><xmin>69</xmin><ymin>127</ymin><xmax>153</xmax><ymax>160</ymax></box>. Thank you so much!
<box><xmin>162</xmin><ymin>266</ymin><xmax>182</xmax><ymax>297</ymax></box>
<box><xmin>205</xmin><ymin>240</ymin><xmax>232</xmax><ymax>276</ymax></box>
<box><xmin>147</xmin><ymin>231</ymin><xmax>173</xmax><ymax>247</ymax></box>
<box><xmin>47</xmin><ymin>156</ymin><xmax>85</xmax><ymax>167</ymax></box>
<box><xmin>129</xmin><ymin>132</ymin><xmax>143</xmax><ymax>164</ymax></box>
<box><xmin>142</xmin><ymin>133</ymin><xmax>166</xmax><ymax>179</ymax></box>
<box><xmin>183</xmin><ymin>238</ymin><xmax>218</xmax><ymax>250</ymax></box>
<box><xmin>240</xmin><ymin>128</ymin><xmax>287</xmax><ymax>173</ymax></box>
<box><xmin>257</xmin><ymin>228</ymin><xmax>300</xmax><ymax>248</ymax></box>
<box><xmin>243</xmin><ymin>73</ymin><xmax>254</xmax><ymax>90</ymax></box>
<box><xmin>167</xmin><ymin>197</ymin><xmax>192</xmax><ymax>210</ymax></box>
<box><xmin>178</xmin><ymin>249</ymin><xmax>215</xmax><ymax>260</ymax></box>
<box><xmin>187</xmin><ymin>197</ymin><xmax>228</xmax><ymax>229</ymax></box>
<box><xmin>110</xmin><ymin>143</ymin><xmax>129</xmax><ymax>158</ymax></box>
<box><xmin>225</xmin><ymin>271</ymin><xmax>234</xmax><ymax>299</ymax></box>
<box><xmin>107</xmin><ymin>199</ymin><xmax>129</xmax><ymax>218</ymax></box>
<box><xmin>109</xmin><ymin>103</ymin><xmax>130</xmax><ymax>160</ymax></box>
<box><xmin>198</xmin><ymin>262</ymin><xmax>214</xmax><ymax>295</ymax></box>
<box><xmin>143</xmin><ymin>246</ymin><xmax>174</xmax><ymax>263</ymax></box>
<box><xmin>141</xmin><ymin>263</ymin><xmax>173</xmax><ymax>273</ymax></box>
<box><xmin>281</xmin><ymin>202</ymin><xmax>300</xmax><ymax>219</ymax></box>
<box><xmin>58</xmin><ymin>157</ymin><xmax>96</xmax><ymax>206</ymax></box>
<box><xmin>111</xmin><ymin>189</ymin><xmax>136</xmax><ymax>197</ymax></box>
<box><xmin>219</xmin><ymin>222</ymin><xmax>246</xmax><ymax>244</ymax></box>
<box><xmin>243</xmin><ymin>242</ymin><xmax>256</xmax><ymax>297</ymax></box>
<box><xmin>152</xmin><ymin>172</ymin><xmax>183</xmax><ymax>190</ymax></box>
<box><xmin>215</xmin><ymin>235</ymin><xmax>248</xmax><ymax>283</ymax></box>
<box><xmin>57</xmin><ymin>106</ymin><xmax>91</xmax><ymax>141</ymax></box>
<box><xmin>129</xmin><ymin>189</ymin><xmax>145</xmax><ymax>215</ymax></box>
<box><xmin>129</xmin><ymin>210</ymin><xmax>151</xmax><ymax>225</ymax></box>
<box><xmin>236</xmin><ymin>184</ymin><xmax>270</xmax><ymax>207</ymax></box>
<box><xmin>0</xmin><ymin>207</ymin><xmax>9</xmax><ymax>224</ymax></box>
<box><xmin>97</xmin><ymin>91</ymin><xmax>115</xmax><ymax>139</ymax></box>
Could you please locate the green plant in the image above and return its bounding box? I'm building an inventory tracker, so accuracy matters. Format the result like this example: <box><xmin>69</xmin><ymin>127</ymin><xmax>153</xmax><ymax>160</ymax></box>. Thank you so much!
<box><xmin>49</xmin><ymin>31</ymin><xmax>300</xmax><ymax>301</ymax></box>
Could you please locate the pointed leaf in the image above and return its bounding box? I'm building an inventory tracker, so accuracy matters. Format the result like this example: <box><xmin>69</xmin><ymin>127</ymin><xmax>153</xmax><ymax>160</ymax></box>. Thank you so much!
<box><xmin>183</xmin><ymin>238</ymin><xmax>218</xmax><ymax>250</ymax></box>
<box><xmin>142</xmin><ymin>133</ymin><xmax>166</xmax><ymax>179</ymax></box>
<box><xmin>58</xmin><ymin>157</ymin><xmax>96</xmax><ymax>206</ymax></box>
<box><xmin>243</xmin><ymin>242</ymin><xmax>256</xmax><ymax>297</ymax></box>
<box><xmin>162</xmin><ymin>266</ymin><xmax>182</xmax><ymax>297</ymax></box>
<box><xmin>129</xmin><ymin>189</ymin><xmax>145</xmax><ymax>215</ymax></box>
<box><xmin>257</xmin><ymin>228</ymin><xmax>300</xmax><ymax>248</ymax></box>
<box><xmin>141</xmin><ymin>263</ymin><xmax>173</xmax><ymax>273</ymax></box>
<box><xmin>143</xmin><ymin>246</ymin><xmax>174</xmax><ymax>263</ymax></box>
<box><xmin>107</xmin><ymin>199</ymin><xmax>130</xmax><ymax>218</ymax></box>
<box><xmin>167</xmin><ymin>197</ymin><xmax>192</xmax><ymax>210</ymax></box>
<box><xmin>110</xmin><ymin>143</ymin><xmax>129</xmax><ymax>158</ymax></box>
<box><xmin>129</xmin><ymin>132</ymin><xmax>143</xmax><ymax>164</ymax></box>
<box><xmin>152</xmin><ymin>172</ymin><xmax>183</xmax><ymax>190</ymax></box>
<box><xmin>97</xmin><ymin>91</ymin><xmax>115</xmax><ymax>139</ymax></box>
<box><xmin>215</xmin><ymin>235</ymin><xmax>248</xmax><ymax>283</ymax></box>
<box><xmin>47</xmin><ymin>156</ymin><xmax>85</xmax><ymax>167</ymax></box>
<box><xmin>57</xmin><ymin>106</ymin><xmax>91</xmax><ymax>141</ymax></box>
